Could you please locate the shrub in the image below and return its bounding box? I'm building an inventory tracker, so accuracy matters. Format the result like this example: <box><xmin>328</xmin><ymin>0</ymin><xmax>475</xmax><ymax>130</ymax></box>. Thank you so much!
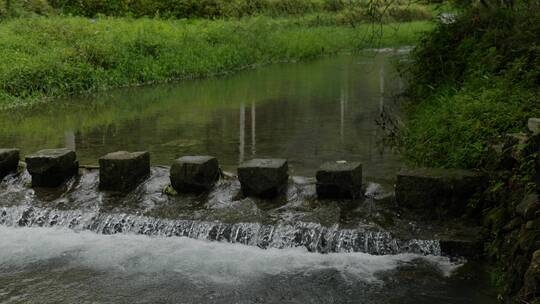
<box><xmin>0</xmin><ymin>0</ymin><xmax>54</xmax><ymax>18</ymax></box>
<box><xmin>47</xmin><ymin>0</ymin><xmax>324</xmax><ymax>18</ymax></box>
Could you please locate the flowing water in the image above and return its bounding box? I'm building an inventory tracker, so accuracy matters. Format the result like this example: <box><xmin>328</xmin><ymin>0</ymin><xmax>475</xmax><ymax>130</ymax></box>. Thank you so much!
<box><xmin>0</xmin><ymin>51</ymin><xmax>495</xmax><ymax>303</ymax></box>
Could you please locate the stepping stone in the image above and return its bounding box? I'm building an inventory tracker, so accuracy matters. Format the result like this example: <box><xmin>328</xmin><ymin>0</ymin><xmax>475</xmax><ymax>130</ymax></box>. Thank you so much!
<box><xmin>395</xmin><ymin>168</ymin><xmax>487</xmax><ymax>218</ymax></box>
<box><xmin>316</xmin><ymin>161</ymin><xmax>363</xmax><ymax>199</ymax></box>
<box><xmin>99</xmin><ymin>151</ymin><xmax>150</xmax><ymax>192</ymax></box>
<box><xmin>26</xmin><ymin>148</ymin><xmax>78</xmax><ymax>187</ymax></box>
<box><xmin>528</xmin><ymin>118</ymin><xmax>540</xmax><ymax>135</ymax></box>
<box><xmin>170</xmin><ymin>156</ymin><xmax>219</xmax><ymax>193</ymax></box>
<box><xmin>0</xmin><ymin>148</ymin><xmax>20</xmax><ymax>180</ymax></box>
<box><xmin>238</xmin><ymin>159</ymin><xmax>288</xmax><ymax>198</ymax></box>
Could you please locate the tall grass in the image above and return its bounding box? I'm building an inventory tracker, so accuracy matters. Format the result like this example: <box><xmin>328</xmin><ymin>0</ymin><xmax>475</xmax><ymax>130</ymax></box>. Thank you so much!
<box><xmin>0</xmin><ymin>16</ymin><xmax>431</xmax><ymax>108</ymax></box>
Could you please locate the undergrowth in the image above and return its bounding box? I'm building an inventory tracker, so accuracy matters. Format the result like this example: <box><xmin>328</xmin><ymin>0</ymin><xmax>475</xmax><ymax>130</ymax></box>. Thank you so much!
<box><xmin>401</xmin><ymin>3</ymin><xmax>540</xmax><ymax>301</ymax></box>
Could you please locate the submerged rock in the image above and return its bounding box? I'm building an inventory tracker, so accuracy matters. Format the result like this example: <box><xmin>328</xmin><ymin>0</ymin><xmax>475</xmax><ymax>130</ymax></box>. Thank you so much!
<box><xmin>395</xmin><ymin>168</ymin><xmax>487</xmax><ymax>218</ymax></box>
<box><xmin>170</xmin><ymin>156</ymin><xmax>219</xmax><ymax>193</ymax></box>
<box><xmin>25</xmin><ymin>148</ymin><xmax>78</xmax><ymax>187</ymax></box>
<box><xmin>316</xmin><ymin>161</ymin><xmax>363</xmax><ymax>199</ymax></box>
<box><xmin>99</xmin><ymin>151</ymin><xmax>150</xmax><ymax>192</ymax></box>
<box><xmin>0</xmin><ymin>148</ymin><xmax>19</xmax><ymax>180</ymax></box>
<box><xmin>238</xmin><ymin>159</ymin><xmax>288</xmax><ymax>198</ymax></box>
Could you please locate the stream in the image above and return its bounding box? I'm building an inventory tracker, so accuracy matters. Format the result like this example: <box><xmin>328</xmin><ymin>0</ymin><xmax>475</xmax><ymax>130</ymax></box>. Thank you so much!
<box><xmin>0</xmin><ymin>50</ymin><xmax>496</xmax><ymax>303</ymax></box>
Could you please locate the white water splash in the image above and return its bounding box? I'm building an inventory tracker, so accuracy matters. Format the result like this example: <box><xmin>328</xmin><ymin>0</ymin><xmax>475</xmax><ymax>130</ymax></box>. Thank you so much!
<box><xmin>0</xmin><ymin>226</ymin><xmax>461</xmax><ymax>285</ymax></box>
<box><xmin>0</xmin><ymin>206</ymin><xmax>441</xmax><ymax>255</ymax></box>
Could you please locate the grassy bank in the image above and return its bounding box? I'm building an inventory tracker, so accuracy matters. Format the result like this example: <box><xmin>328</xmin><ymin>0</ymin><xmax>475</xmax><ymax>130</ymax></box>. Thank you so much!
<box><xmin>400</xmin><ymin>3</ymin><xmax>540</xmax><ymax>302</ymax></box>
<box><xmin>401</xmin><ymin>6</ymin><xmax>540</xmax><ymax>169</ymax></box>
<box><xmin>0</xmin><ymin>16</ymin><xmax>432</xmax><ymax>108</ymax></box>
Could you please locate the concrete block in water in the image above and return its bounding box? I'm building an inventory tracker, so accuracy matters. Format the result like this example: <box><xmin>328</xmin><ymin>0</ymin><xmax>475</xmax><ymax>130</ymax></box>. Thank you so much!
<box><xmin>0</xmin><ymin>148</ymin><xmax>19</xmax><ymax>180</ymax></box>
<box><xmin>26</xmin><ymin>148</ymin><xmax>78</xmax><ymax>187</ymax></box>
<box><xmin>528</xmin><ymin>118</ymin><xmax>540</xmax><ymax>135</ymax></box>
<box><xmin>316</xmin><ymin>161</ymin><xmax>362</xmax><ymax>199</ymax></box>
<box><xmin>395</xmin><ymin>168</ymin><xmax>487</xmax><ymax>218</ymax></box>
<box><xmin>170</xmin><ymin>156</ymin><xmax>219</xmax><ymax>193</ymax></box>
<box><xmin>99</xmin><ymin>151</ymin><xmax>150</xmax><ymax>192</ymax></box>
<box><xmin>238</xmin><ymin>159</ymin><xmax>288</xmax><ymax>198</ymax></box>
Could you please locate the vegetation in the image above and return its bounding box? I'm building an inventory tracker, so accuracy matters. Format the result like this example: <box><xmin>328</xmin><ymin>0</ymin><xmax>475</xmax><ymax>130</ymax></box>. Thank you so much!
<box><xmin>0</xmin><ymin>16</ymin><xmax>431</xmax><ymax>108</ymax></box>
<box><xmin>48</xmin><ymin>0</ymin><xmax>324</xmax><ymax>18</ymax></box>
<box><xmin>1</xmin><ymin>0</ymin><xmax>435</xmax><ymax>19</ymax></box>
<box><xmin>400</xmin><ymin>1</ymin><xmax>540</xmax><ymax>302</ymax></box>
<box><xmin>45</xmin><ymin>0</ymin><xmax>433</xmax><ymax>19</ymax></box>
<box><xmin>401</xmin><ymin>3</ymin><xmax>540</xmax><ymax>169</ymax></box>
<box><xmin>0</xmin><ymin>0</ymin><xmax>437</xmax><ymax>108</ymax></box>
<box><xmin>0</xmin><ymin>0</ymin><xmax>54</xmax><ymax>18</ymax></box>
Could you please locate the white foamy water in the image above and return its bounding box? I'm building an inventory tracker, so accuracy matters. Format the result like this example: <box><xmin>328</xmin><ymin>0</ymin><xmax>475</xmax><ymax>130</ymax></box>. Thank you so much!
<box><xmin>0</xmin><ymin>226</ymin><xmax>460</xmax><ymax>285</ymax></box>
<box><xmin>0</xmin><ymin>206</ymin><xmax>442</xmax><ymax>255</ymax></box>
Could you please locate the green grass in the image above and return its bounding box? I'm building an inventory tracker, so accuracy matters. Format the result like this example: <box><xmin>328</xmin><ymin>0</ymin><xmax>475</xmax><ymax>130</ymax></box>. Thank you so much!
<box><xmin>401</xmin><ymin>6</ymin><xmax>540</xmax><ymax>169</ymax></box>
<box><xmin>0</xmin><ymin>16</ymin><xmax>432</xmax><ymax>108</ymax></box>
<box><xmin>401</xmin><ymin>81</ymin><xmax>540</xmax><ymax>168</ymax></box>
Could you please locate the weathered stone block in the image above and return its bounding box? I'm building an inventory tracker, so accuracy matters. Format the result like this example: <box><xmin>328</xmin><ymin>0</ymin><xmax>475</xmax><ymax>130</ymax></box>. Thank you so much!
<box><xmin>170</xmin><ymin>156</ymin><xmax>219</xmax><ymax>193</ymax></box>
<box><xmin>26</xmin><ymin>148</ymin><xmax>78</xmax><ymax>187</ymax></box>
<box><xmin>395</xmin><ymin>168</ymin><xmax>487</xmax><ymax>218</ymax></box>
<box><xmin>316</xmin><ymin>161</ymin><xmax>362</xmax><ymax>199</ymax></box>
<box><xmin>238</xmin><ymin>159</ymin><xmax>288</xmax><ymax>198</ymax></box>
<box><xmin>99</xmin><ymin>151</ymin><xmax>150</xmax><ymax>192</ymax></box>
<box><xmin>0</xmin><ymin>148</ymin><xmax>19</xmax><ymax>180</ymax></box>
<box><xmin>517</xmin><ymin>194</ymin><xmax>540</xmax><ymax>221</ymax></box>
<box><xmin>520</xmin><ymin>250</ymin><xmax>540</xmax><ymax>301</ymax></box>
<box><xmin>528</xmin><ymin>118</ymin><xmax>540</xmax><ymax>135</ymax></box>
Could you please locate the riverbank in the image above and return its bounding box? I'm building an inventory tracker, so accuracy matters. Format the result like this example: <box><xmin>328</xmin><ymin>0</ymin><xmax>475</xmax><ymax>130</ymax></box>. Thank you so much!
<box><xmin>0</xmin><ymin>16</ymin><xmax>431</xmax><ymax>109</ymax></box>
<box><xmin>400</xmin><ymin>4</ymin><xmax>540</xmax><ymax>303</ymax></box>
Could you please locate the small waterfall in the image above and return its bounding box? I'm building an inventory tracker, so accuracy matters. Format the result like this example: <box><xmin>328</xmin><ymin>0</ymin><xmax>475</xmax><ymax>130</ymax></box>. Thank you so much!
<box><xmin>0</xmin><ymin>206</ymin><xmax>441</xmax><ymax>256</ymax></box>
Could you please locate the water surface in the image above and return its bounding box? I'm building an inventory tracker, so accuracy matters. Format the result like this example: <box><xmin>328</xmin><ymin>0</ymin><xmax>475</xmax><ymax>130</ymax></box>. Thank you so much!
<box><xmin>0</xmin><ymin>52</ymin><xmax>403</xmax><ymax>180</ymax></box>
<box><xmin>0</xmin><ymin>51</ymin><xmax>496</xmax><ymax>303</ymax></box>
<box><xmin>0</xmin><ymin>227</ymin><xmax>494</xmax><ymax>304</ymax></box>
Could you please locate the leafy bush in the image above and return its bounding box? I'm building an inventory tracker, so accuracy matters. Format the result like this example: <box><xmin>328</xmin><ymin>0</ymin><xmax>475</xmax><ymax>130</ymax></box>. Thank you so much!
<box><xmin>47</xmin><ymin>0</ymin><xmax>325</xmax><ymax>18</ymax></box>
<box><xmin>45</xmin><ymin>0</ymin><xmax>435</xmax><ymax>19</ymax></box>
<box><xmin>0</xmin><ymin>0</ymin><xmax>54</xmax><ymax>18</ymax></box>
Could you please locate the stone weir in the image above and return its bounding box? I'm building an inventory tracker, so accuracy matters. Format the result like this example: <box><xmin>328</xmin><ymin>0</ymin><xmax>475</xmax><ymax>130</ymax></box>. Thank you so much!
<box><xmin>0</xmin><ymin>205</ymin><xmax>441</xmax><ymax>256</ymax></box>
<box><xmin>0</xmin><ymin>149</ymin><xmax>485</xmax><ymax>258</ymax></box>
